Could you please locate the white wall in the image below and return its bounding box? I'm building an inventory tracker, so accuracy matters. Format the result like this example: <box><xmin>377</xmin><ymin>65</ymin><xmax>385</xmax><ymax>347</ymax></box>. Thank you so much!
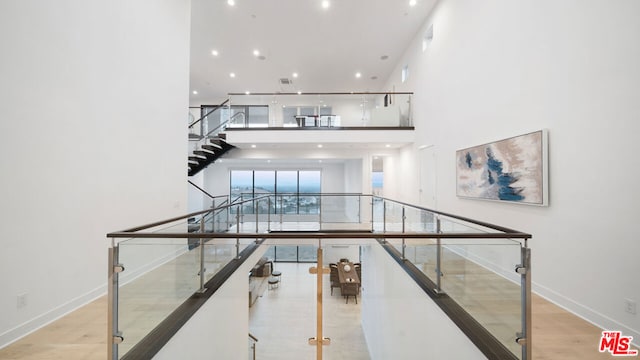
<box><xmin>0</xmin><ymin>0</ymin><xmax>190</xmax><ymax>347</ymax></box>
<box><xmin>361</xmin><ymin>243</ymin><xmax>487</xmax><ymax>359</ymax></box>
<box><xmin>153</xmin><ymin>245</ymin><xmax>267</xmax><ymax>360</ymax></box>
<box><xmin>188</xmin><ymin>171</ymin><xmax>210</xmax><ymax>213</ymax></box>
<box><xmin>384</xmin><ymin>0</ymin><xmax>640</xmax><ymax>340</ymax></box>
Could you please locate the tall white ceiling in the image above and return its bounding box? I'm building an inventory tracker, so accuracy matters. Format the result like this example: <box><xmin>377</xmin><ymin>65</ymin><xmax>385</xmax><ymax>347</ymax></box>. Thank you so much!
<box><xmin>189</xmin><ymin>0</ymin><xmax>437</xmax><ymax>104</ymax></box>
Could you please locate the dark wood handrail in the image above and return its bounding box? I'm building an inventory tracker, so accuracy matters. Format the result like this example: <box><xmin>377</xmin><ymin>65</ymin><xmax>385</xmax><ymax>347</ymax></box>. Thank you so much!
<box><xmin>107</xmin><ymin>231</ymin><xmax>531</xmax><ymax>239</ymax></box>
<box><xmin>109</xmin><ymin>195</ymin><xmax>271</xmax><ymax>234</ymax></box>
<box><xmin>106</xmin><ymin>194</ymin><xmax>532</xmax><ymax>240</ymax></box>
<box><xmin>373</xmin><ymin>196</ymin><xmax>530</xmax><ymax>237</ymax></box>
<box><xmin>188</xmin><ymin>99</ymin><xmax>230</xmax><ymax>129</ymax></box>
<box><xmin>227</xmin><ymin>91</ymin><xmax>414</xmax><ymax>96</ymax></box>
<box><xmin>187</xmin><ymin>180</ymin><xmax>223</xmax><ymax>200</ymax></box>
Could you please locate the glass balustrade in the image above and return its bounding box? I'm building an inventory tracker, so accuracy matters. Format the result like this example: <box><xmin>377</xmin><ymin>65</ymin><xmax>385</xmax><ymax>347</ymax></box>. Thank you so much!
<box><xmin>108</xmin><ymin>193</ymin><xmax>531</xmax><ymax>360</ymax></box>
<box><xmin>404</xmin><ymin>237</ymin><xmax>524</xmax><ymax>358</ymax></box>
<box><xmin>223</xmin><ymin>92</ymin><xmax>413</xmax><ymax>128</ymax></box>
<box><xmin>114</xmin><ymin>218</ymin><xmax>252</xmax><ymax>357</ymax></box>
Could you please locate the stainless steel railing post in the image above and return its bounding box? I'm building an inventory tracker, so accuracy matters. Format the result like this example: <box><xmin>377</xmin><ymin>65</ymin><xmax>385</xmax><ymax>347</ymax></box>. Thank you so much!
<box><xmin>198</xmin><ymin>218</ymin><xmax>206</xmax><ymax>293</ymax></box>
<box><xmin>516</xmin><ymin>246</ymin><xmax>532</xmax><ymax>360</ymax></box>
<box><xmin>267</xmin><ymin>196</ymin><xmax>271</xmax><ymax>232</ymax></box>
<box><xmin>401</xmin><ymin>206</ymin><xmax>406</xmax><ymax>260</ymax></box>
<box><xmin>280</xmin><ymin>195</ymin><xmax>283</xmax><ymax>227</ymax></box>
<box><xmin>255</xmin><ymin>198</ymin><xmax>259</xmax><ymax>233</ymax></box>
<box><xmin>108</xmin><ymin>241</ymin><xmax>123</xmax><ymax>360</ymax></box>
<box><xmin>435</xmin><ymin>216</ymin><xmax>443</xmax><ymax>294</ymax></box>
<box><xmin>236</xmin><ymin>206</ymin><xmax>241</xmax><ymax>259</ymax></box>
<box><xmin>370</xmin><ymin>196</ymin><xmax>374</xmax><ymax>232</ymax></box>
<box><xmin>382</xmin><ymin>200</ymin><xmax>386</xmax><ymax>240</ymax></box>
<box><xmin>319</xmin><ymin>194</ymin><xmax>323</xmax><ymax>231</ymax></box>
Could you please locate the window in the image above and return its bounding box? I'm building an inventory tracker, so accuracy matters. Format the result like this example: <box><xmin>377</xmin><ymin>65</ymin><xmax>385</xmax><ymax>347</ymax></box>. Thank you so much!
<box><xmin>263</xmin><ymin>245</ymin><xmax>318</xmax><ymax>263</ymax></box>
<box><xmin>422</xmin><ymin>24</ymin><xmax>434</xmax><ymax>52</ymax></box>
<box><xmin>299</xmin><ymin>170</ymin><xmax>321</xmax><ymax>214</ymax></box>
<box><xmin>401</xmin><ymin>65</ymin><xmax>409</xmax><ymax>83</ymax></box>
<box><xmin>277</xmin><ymin>171</ymin><xmax>298</xmax><ymax>214</ymax></box>
<box><xmin>230</xmin><ymin>170</ymin><xmax>321</xmax><ymax>214</ymax></box>
<box><xmin>223</xmin><ymin>105</ymin><xmax>268</xmax><ymax>128</ymax></box>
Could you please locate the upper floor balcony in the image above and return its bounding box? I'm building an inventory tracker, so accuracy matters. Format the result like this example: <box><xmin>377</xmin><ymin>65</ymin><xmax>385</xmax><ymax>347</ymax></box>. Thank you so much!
<box><xmin>188</xmin><ymin>92</ymin><xmax>415</xmax><ymax>149</ymax></box>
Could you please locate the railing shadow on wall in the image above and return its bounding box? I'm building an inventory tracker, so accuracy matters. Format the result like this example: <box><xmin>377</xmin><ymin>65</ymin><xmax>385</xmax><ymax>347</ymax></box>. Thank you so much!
<box><xmin>106</xmin><ymin>193</ymin><xmax>532</xmax><ymax>360</ymax></box>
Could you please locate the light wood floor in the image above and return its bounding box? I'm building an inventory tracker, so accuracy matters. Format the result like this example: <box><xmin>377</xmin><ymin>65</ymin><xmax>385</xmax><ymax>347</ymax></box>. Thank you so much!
<box><xmin>0</xmin><ymin>256</ymin><xmax>636</xmax><ymax>359</ymax></box>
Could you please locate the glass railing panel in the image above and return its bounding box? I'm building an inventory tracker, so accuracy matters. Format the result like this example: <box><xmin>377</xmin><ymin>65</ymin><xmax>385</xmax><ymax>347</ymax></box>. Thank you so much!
<box><xmin>115</xmin><ymin>221</ymin><xmax>251</xmax><ymax>357</ymax></box>
<box><xmin>372</xmin><ymin>197</ymin><xmax>385</xmax><ymax>232</ymax></box>
<box><xmin>382</xmin><ymin>200</ymin><xmax>404</xmax><ymax>232</ymax></box>
<box><xmin>404</xmin><ymin>238</ymin><xmax>439</xmax><ymax>280</ymax></box>
<box><xmin>210</xmin><ymin>206</ymin><xmax>231</xmax><ymax>233</ymax></box>
<box><xmin>227</xmin><ymin>92</ymin><xmax>413</xmax><ymax>128</ymax></box>
<box><xmin>117</xmin><ymin>236</ymin><xmax>201</xmax><ymax>357</ymax></box>
<box><xmin>403</xmin><ymin>206</ymin><xmax>438</xmax><ymax>233</ymax></box>
<box><xmin>439</xmin><ymin>238</ymin><xmax>523</xmax><ymax>358</ymax></box>
<box><xmin>438</xmin><ymin>217</ymin><xmax>490</xmax><ymax>234</ymax></box>
<box><xmin>319</xmin><ymin>195</ymin><xmax>360</xmax><ymax>225</ymax></box>
<box><xmin>202</xmin><ymin>241</ymin><xmax>239</xmax><ymax>283</ymax></box>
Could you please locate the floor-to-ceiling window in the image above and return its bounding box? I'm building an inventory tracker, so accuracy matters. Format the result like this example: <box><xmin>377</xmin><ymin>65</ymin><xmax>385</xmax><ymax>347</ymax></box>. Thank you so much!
<box><xmin>231</xmin><ymin>169</ymin><xmax>321</xmax><ymax>214</ymax></box>
<box><xmin>231</xmin><ymin>169</ymin><xmax>321</xmax><ymax>262</ymax></box>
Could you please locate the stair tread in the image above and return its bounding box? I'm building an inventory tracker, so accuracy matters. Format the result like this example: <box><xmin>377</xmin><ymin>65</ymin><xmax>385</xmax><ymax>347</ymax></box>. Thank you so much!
<box><xmin>188</xmin><ymin>143</ymin><xmax>234</xmax><ymax>176</ymax></box>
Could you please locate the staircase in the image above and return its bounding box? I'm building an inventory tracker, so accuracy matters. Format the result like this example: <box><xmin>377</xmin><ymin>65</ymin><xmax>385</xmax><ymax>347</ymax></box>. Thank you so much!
<box><xmin>188</xmin><ymin>132</ymin><xmax>234</xmax><ymax>176</ymax></box>
<box><xmin>187</xmin><ymin>100</ymin><xmax>234</xmax><ymax>176</ymax></box>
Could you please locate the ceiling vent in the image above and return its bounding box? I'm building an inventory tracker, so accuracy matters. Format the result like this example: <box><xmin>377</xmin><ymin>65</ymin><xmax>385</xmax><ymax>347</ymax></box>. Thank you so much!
<box><xmin>279</xmin><ymin>78</ymin><xmax>292</xmax><ymax>85</ymax></box>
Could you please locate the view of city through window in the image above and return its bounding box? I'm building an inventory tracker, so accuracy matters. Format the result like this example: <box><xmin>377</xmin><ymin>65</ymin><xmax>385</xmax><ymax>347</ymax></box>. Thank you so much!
<box><xmin>230</xmin><ymin>170</ymin><xmax>321</xmax><ymax>214</ymax></box>
<box><xmin>230</xmin><ymin>170</ymin><xmax>321</xmax><ymax>262</ymax></box>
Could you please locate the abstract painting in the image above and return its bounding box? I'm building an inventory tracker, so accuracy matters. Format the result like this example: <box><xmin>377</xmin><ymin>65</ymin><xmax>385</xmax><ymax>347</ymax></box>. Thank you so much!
<box><xmin>456</xmin><ymin>130</ymin><xmax>548</xmax><ymax>206</ymax></box>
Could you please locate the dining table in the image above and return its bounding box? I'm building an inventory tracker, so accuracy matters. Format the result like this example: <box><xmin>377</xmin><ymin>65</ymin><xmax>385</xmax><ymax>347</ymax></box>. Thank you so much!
<box><xmin>336</xmin><ymin>262</ymin><xmax>360</xmax><ymax>285</ymax></box>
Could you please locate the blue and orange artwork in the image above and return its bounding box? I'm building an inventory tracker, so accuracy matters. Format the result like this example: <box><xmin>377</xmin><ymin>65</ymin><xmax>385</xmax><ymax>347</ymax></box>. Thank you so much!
<box><xmin>456</xmin><ymin>131</ymin><xmax>546</xmax><ymax>205</ymax></box>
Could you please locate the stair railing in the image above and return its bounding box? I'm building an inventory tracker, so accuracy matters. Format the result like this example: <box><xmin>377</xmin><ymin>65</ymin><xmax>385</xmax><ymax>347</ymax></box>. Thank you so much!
<box><xmin>188</xmin><ymin>99</ymin><xmax>230</xmax><ymax>137</ymax></box>
<box><xmin>188</xmin><ymin>180</ymin><xmax>229</xmax><ymax>209</ymax></box>
<box><xmin>248</xmin><ymin>333</ymin><xmax>258</xmax><ymax>359</ymax></box>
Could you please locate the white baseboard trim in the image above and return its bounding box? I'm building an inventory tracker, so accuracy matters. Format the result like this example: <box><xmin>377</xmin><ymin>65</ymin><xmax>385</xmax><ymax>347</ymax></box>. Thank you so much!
<box><xmin>0</xmin><ymin>284</ymin><xmax>106</xmax><ymax>349</ymax></box>
<box><xmin>532</xmin><ymin>282</ymin><xmax>640</xmax><ymax>347</ymax></box>
<box><xmin>0</xmin><ymin>246</ymin><xmax>189</xmax><ymax>350</ymax></box>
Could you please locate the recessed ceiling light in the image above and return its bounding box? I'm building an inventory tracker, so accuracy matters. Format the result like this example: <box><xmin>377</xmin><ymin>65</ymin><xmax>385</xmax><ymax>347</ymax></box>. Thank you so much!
<box><xmin>192</xmin><ymin>90</ymin><xmax>198</xmax><ymax>95</ymax></box>
<box><xmin>322</xmin><ymin>0</ymin><xmax>330</xmax><ymax>9</ymax></box>
<box><xmin>253</xmin><ymin>49</ymin><xmax>260</xmax><ymax>56</ymax></box>
<box><xmin>409</xmin><ymin>0</ymin><xmax>417</xmax><ymax>6</ymax></box>
<box><xmin>317</xmin><ymin>144</ymin><xmax>323</xmax><ymax>148</ymax></box>
<box><xmin>385</xmin><ymin>144</ymin><xmax>391</xmax><ymax>148</ymax></box>
<box><xmin>245</xmin><ymin>91</ymin><xmax>251</xmax><ymax>95</ymax></box>
<box><xmin>318</xmin><ymin>160</ymin><xmax>323</xmax><ymax>163</ymax></box>
<box><xmin>251</xmin><ymin>144</ymin><xmax>256</xmax><ymax>148</ymax></box>
<box><xmin>227</xmin><ymin>0</ymin><xmax>235</xmax><ymax>6</ymax></box>
<box><xmin>297</xmin><ymin>91</ymin><xmax>302</xmax><ymax>95</ymax></box>
<box><xmin>292</xmin><ymin>72</ymin><xmax>298</xmax><ymax>78</ymax></box>
<box><xmin>211</xmin><ymin>50</ymin><xmax>219</xmax><ymax>56</ymax></box>
<box><xmin>230</xmin><ymin>72</ymin><xmax>236</xmax><ymax>78</ymax></box>
<box><xmin>355</xmin><ymin>72</ymin><xmax>362</xmax><ymax>78</ymax></box>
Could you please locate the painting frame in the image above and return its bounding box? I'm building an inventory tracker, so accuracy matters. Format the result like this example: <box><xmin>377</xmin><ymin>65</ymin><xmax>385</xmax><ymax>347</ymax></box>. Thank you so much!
<box><xmin>456</xmin><ymin>130</ymin><xmax>549</xmax><ymax>206</ymax></box>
